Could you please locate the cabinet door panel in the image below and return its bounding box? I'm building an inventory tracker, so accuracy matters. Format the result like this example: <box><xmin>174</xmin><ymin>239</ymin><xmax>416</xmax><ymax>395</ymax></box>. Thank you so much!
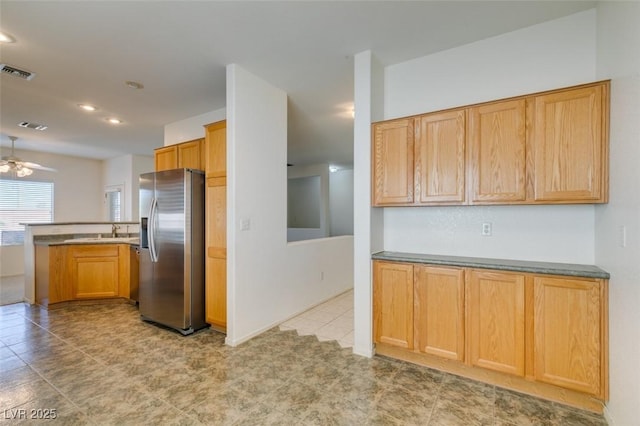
<box><xmin>72</xmin><ymin>257</ymin><xmax>119</xmax><ymax>298</ymax></box>
<box><xmin>205</xmin><ymin>121</ymin><xmax>227</xmax><ymax>178</ymax></box>
<box><xmin>373</xmin><ymin>261</ymin><xmax>414</xmax><ymax>349</ymax></box>
<box><xmin>532</xmin><ymin>84</ymin><xmax>607</xmax><ymax>202</ymax></box>
<box><xmin>155</xmin><ymin>146</ymin><xmax>178</xmax><ymax>172</ymax></box>
<box><xmin>177</xmin><ymin>140</ymin><xmax>203</xmax><ymax>170</ymax></box>
<box><xmin>206</xmin><ymin>177</ymin><xmax>227</xmax><ymax>329</ymax></box>
<box><xmin>468</xmin><ymin>270</ymin><xmax>525</xmax><ymax>376</ymax></box>
<box><xmin>415</xmin><ymin>110</ymin><xmax>466</xmax><ymax>204</ymax></box>
<box><xmin>372</xmin><ymin>118</ymin><xmax>414</xmax><ymax>205</ymax></box>
<box><xmin>414</xmin><ymin>266</ymin><xmax>464</xmax><ymax>360</ymax></box>
<box><xmin>534</xmin><ymin>276</ymin><xmax>602</xmax><ymax>395</ymax></box>
<box><xmin>469</xmin><ymin>100</ymin><xmax>526</xmax><ymax>203</ymax></box>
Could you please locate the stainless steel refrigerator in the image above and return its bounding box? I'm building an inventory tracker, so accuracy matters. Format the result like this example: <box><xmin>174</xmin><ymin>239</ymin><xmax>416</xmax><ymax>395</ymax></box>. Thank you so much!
<box><xmin>139</xmin><ymin>168</ymin><xmax>207</xmax><ymax>335</ymax></box>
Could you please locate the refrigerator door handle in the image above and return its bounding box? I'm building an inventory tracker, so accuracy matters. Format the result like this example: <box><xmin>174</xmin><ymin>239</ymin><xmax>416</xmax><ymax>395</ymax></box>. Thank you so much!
<box><xmin>149</xmin><ymin>197</ymin><xmax>159</xmax><ymax>263</ymax></box>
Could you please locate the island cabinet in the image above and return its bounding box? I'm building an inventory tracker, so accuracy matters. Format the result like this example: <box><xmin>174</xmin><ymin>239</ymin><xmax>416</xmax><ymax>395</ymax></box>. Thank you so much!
<box><xmin>204</xmin><ymin>120</ymin><xmax>227</xmax><ymax>332</ymax></box>
<box><xmin>35</xmin><ymin>244</ymin><xmax>132</xmax><ymax>307</ymax></box>
<box><xmin>372</xmin><ymin>256</ymin><xmax>609</xmax><ymax>413</ymax></box>
<box><xmin>372</xmin><ymin>80</ymin><xmax>609</xmax><ymax>207</ymax></box>
<box><xmin>154</xmin><ymin>138</ymin><xmax>204</xmax><ymax>171</ymax></box>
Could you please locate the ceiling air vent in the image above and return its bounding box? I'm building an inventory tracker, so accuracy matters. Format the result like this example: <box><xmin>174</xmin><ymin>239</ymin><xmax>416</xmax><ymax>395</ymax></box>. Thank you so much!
<box><xmin>0</xmin><ymin>64</ymin><xmax>35</xmax><ymax>80</ymax></box>
<box><xmin>19</xmin><ymin>121</ymin><xmax>48</xmax><ymax>131</ymax></box>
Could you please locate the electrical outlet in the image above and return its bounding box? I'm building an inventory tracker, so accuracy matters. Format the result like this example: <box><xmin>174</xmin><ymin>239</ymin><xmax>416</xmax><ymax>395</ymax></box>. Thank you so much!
<box><xmin>481</xmin><ymin>222</ymin><xmax>492</xmax><ymax>236</ymax></box>
<box><xmin>240</xmin><ymin>218</ymin><xmax>250</xmax><ymax>231</ymax></box>
<box><xmin>320</xmin><ymin>271</ymin><xmax>324</xmax><ymax>280</ymax></box>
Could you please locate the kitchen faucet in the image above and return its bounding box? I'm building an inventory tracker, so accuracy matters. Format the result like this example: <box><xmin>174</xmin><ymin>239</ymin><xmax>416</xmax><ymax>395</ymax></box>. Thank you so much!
<box><xmin>111</xmin><ymin>223</ymin><xmax>121</xmax><ymax>237</ymax></box>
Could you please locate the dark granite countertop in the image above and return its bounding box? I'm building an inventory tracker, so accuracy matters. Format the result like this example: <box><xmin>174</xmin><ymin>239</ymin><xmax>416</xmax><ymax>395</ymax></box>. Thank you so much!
<box><xmin>34</xmin><ymin>234</ymin><xmax>139</xmax><ymax>247</ymax></box>
<box><xmin>372</xmin><ymin>251</ymin><xmax>610</xmax><ymax>279</ymax></box>
<box><xmin>24</xmin><ymin>222</ymin><xmax>139</xmax><ymax>226</ymax></box>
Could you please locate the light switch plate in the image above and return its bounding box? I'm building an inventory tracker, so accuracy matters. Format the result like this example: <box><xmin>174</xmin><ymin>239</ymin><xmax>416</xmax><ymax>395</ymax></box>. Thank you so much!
<box><xmin>240</xmin><ymin>218</ymin><xmax>250</xmax><ymax>231</ymax></box>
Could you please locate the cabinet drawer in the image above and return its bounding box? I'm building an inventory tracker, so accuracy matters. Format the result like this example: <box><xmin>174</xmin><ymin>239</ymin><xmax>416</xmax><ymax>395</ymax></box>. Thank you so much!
<box><xmin>69</xmin><ymin>245</ymin><xmax>119</xmax><ymax>258</ymax></box>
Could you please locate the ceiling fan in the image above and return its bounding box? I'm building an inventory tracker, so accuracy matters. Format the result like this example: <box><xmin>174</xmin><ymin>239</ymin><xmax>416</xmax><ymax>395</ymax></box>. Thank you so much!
<box><xmin>0</xmin><ymin>136</ymin><xmax>56</xmax><ymax>177</ymax></box>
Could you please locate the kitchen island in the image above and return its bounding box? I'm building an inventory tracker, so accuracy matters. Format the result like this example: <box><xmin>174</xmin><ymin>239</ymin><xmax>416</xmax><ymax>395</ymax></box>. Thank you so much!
<box><xmin>22</xmin><ymin>222</ymin><xmax>139</xmax><ymax>306</ymax></box>
<box><xmin>35</xmin><ymin>235</ymin><xmax>140</xmax><ymax>308</ymax></box>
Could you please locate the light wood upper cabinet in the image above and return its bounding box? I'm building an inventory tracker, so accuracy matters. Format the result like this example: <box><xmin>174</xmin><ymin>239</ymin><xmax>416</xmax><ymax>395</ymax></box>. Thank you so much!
<box><xmin>373</xmin><ymin>261</ymin><xmax>414</xmax><ymax>349</ymax></box>
<box><xmin>177</xmin><ymin>139</ymin><xmax>204</xmax><ymax>170</ymax></box>
<box><xmin>415</xmin><ymin>109</ymin><xmax>466</xmax><ymax>204</ymax></box>
<box><xmin>414</xmin><ymin>265</ymin><xmax>465</xmax><ymax>361</ymax></box>
<box><xmin>531</xmin><ymin>84</ymin><xmax>608</xmax><ymax>203</ymax></box>
<box><xmin>467</xmin><ymin>270</ymin><xmax>526</xmax><ymax>377</ymax></box>
<box><xmin>371</xmin><ymin>80</ymin><xmax>609</xmax><ymax>207</ymax></box>
<box><xmin>533</xmin><ymin>276</ymin><xmax>606</xmax><ymax>397</ymax></box>
<box><xmin>154</xmin><ymin>145</ymin><xmax>178</xmax><ymax>172</ymax></box>
<box><xmin>204</xmin><ymin>120</ymin><xmax>227</xmax><ymax>178</ymax></box>
<box><xmin>468</xmin><ymin>99</ymin><xmax>527</xmax><ymax>203</ymax></box>
<box><xmin>154</xmin><ymin>138</ymin><xmax>204</xmax><ymax>172</ymax></box>
<box><xmin>372</xmin><ymin>118</ymin><xmax>414</xmax><ymax>205</ymax></box>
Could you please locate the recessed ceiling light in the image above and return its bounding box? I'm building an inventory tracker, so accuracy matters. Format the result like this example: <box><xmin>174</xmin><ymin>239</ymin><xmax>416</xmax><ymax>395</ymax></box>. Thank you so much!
<box><xmin>0</xmin><ymin>32</ymin><xmax>15</xmax><ymax>43</ymax></box>
<box><xmin>78</xmin><ymin>104</ymin><xmax>97</xmax><ymax>112</ymax></box>
<box><xmin>125</xmin><ymin>81</ymin><xmax>144</xmax><ymax>90</ymax></box>
<box><xmin>107</xmin><ymin>118</ymin><xmax>122</xmax><ymax>125</ymax></box>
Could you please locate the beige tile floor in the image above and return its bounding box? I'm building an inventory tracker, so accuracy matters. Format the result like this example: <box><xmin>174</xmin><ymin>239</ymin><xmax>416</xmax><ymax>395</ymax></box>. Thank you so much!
<box><xmin>279</xmin><ymin>290</ymin><xmax>354</xmax><ymax>348</ymax></box>
<box><xmin>0</xmin><ymin>301</ymin><xmax>607</xmax><ymax>425</ymax></box>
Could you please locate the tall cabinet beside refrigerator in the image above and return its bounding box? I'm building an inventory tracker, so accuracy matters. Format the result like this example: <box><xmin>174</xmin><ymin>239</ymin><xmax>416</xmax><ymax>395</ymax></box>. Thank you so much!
<box><xmin>139</xmin><ymin>168</ymin><xmax>207</xmax><ymax>335</ymax></box>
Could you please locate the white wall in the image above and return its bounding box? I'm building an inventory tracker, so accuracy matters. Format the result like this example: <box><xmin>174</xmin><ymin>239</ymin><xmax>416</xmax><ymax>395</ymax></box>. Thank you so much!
<box><xmin>0</xmin><ymin>149</ymin><xmax>104</xmax><ymax>277</ymax></box>
<box><xmin>226</xmin><ymin>64</ymin><xmax>353</xmax><ymax>345</ymax></box>
<box><xmin>382</xmin><ymin>9</ymin><xmax>598</xmax><ymax>265</ymax></box>
<box><xmin>130</xmin><ymin>155</ymin><xmax>154</xmax><ymax>221</ymax></box>
<box><xmin>329</xmin><ymin>168</ymin><xmax>354</xmax><ymax>236</ymax></box>
<box><xmin>287</xmin><ymin>163</ymin><xmax>330</xmax><ymax>242</ymax></box>
<box><xmin>594</xmin><ymin>3</ymin><xmax>640</xmax><ymax>425</ymax></box>
<box><xmin>164</xmin><ymin>108</ymin><xmax>226</xmax><ymax>146</ymax></box>
<box><xmin>353</xmin><ymin>50</ymin><xmax>386</xmax><ymax>357</ymax></box>
<box><xmin>103</xmin><ymin>154</ymin><xmax>153</xmax><ymax>222</ymax></box>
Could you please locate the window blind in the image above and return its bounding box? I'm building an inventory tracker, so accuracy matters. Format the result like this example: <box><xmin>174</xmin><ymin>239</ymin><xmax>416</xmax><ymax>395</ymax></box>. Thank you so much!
<box><xmin>0</xmin><ymin>180</ymin><xmax>54</xmax><ymax>245</ymax></box>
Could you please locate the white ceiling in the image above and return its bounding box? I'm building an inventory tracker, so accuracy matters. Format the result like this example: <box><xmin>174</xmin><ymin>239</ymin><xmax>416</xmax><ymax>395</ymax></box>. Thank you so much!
<box><xmin>0</xmin><ymin>1</ymin><xmax>595</xmax><ymax>167</ymax></box>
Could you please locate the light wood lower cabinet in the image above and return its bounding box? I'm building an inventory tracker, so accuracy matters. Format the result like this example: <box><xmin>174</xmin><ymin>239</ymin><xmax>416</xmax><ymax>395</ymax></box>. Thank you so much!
<box><xmin>414</xmin><ymin>265</ymin><xmax>464</xmax><ymax>360</ymax></box>
<box><xmin>467</xmin><ymin>270</ymin><xmax>525</xmax><ymax>376</ymax></box>
<box><xmin>373</xmin><ymin>261</ymin><xmax>414</xmax><ymax>349</ymax></box>
<box><xmin>204</xmin><ymin>119</ymin><xmax>227</xmax><ymax>332</ymax></box>
<box><xmin>35</xmin><ymin>244</ymin><xmax>132</xmax><ymax>307</ymax></box>
<box><xmin>373</xmin><ymin>259</ymin><xmax>608</xmax><ymax>412</ymax></box>
<box><xmin>533</xmin><ymin>276</ymin><xmax>606</xmax><ymax>397</ymax></box>
<box><xmin>205</xmin><ymin>177</ymin><xmax>227</xmax><ymax>331</ymax></box>
<box><xmin>69</xmin><ymin>245</ymin><xmax>120</xmax><ymax>298</ymax></box>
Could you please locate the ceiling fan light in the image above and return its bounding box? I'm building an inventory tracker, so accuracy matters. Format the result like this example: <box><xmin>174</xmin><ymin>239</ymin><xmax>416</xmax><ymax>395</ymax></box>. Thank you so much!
<box><xmin>0</xmin><ymin>32</ymin><xmax>15</xmax><ymax>43</ymax></box>
<box><xmin>16</xmin><ymin>167</ymin><xmax>33</xmax><ymax>177</ymax></box>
